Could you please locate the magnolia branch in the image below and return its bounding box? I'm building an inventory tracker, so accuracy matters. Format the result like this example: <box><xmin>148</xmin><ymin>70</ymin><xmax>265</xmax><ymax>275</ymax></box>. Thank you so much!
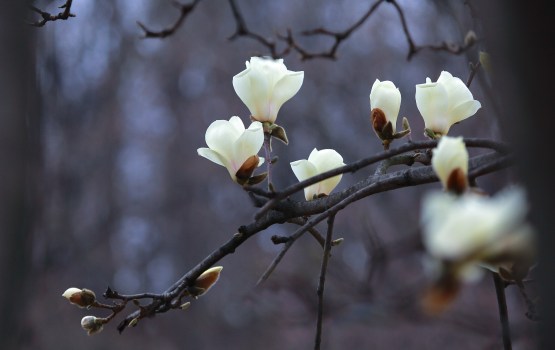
<box><xmin>28</xmin><ymin>0</ymin><xmax>74</xmax><ymax>27</ymax></box>
<box><xmin>96</xmin><ymin>139</ymin><xmax>509</xmax><ymax>332</ymax></box>
<box><xmin>250</xmin><ymin>138</ymin><xmax>509</xmax><ymax>219</ymax></box>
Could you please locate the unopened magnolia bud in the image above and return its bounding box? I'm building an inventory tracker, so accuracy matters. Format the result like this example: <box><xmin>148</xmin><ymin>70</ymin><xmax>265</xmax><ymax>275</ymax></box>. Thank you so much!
<box><xmin>464</xmin><ymin>30</ymin><xmax>477</xmax><ymax>46</ymax></box>
<box><xmin>81</xmin><ymin>316</ymin><xmax>104</xmax><ymax>335</ymax></box>
<box><xmin>192</xmin><ymin>266</ymin><xmax>223</xmax><ymax>297</ymax></box>
<box><xmin>479</xmin><ymin>51</ymin><xmax>492</xmax><ymax>72</ymax></box>
<box><xmin>128</xmin><ymin>318</ymin><xmax>139</xmax><ymax>328</ymax></box>
<box><xmin>62</xmin><ymin>287</ymin><xmax>96</xmax><ymax>308</ymax></box>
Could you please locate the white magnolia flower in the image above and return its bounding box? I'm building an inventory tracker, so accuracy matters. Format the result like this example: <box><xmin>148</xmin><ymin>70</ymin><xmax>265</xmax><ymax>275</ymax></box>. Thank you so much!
<box><xmin>290</xmin><ymin>148</ymin><xmax>345</xmax><ymax>200</ymax></box>
<box><xmin>233</xmin><ymin>57</ymin><xmax>304</xmax><ymax>123</ymax></box>
<box><xmin>415</xmin><ymin>71</ymin><xmax>481</xmax><ymax>136</ymax></box>
<box><xmin>431</xmin><ymin>136</ymin><xmax>468</xmax><ymax>193</ymax></box>
<box><xmin>197</xmin><ymin>116</ymin><xmax>265</xmax><ymax>183</ymax></box>
<box><xmin>421</xmin><ymin>187</ymin><xmax>532</xmax><ymax>281</ymax></box>
<box><xmin>370</xmin><ymin>79</ymin><xmax>401</xmax><ymax>133</ymax></box>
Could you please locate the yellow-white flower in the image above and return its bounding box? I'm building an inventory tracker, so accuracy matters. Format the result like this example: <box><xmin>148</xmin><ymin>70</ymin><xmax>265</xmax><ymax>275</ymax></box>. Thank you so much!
<box><xmin>370</xmin><ymin>79</ymin><xmax>401</xmax><ymax>133</ymax></box>
<box><xmin>290</xmin><ymin>148</ymin><xmax>345</xmax><ymax>200</ymax></box>
<box><xmin>421</xmin><ymin>187</ymin><xmax>533</xmax><ymax>281</ymax></box>
<box><xmin>431</xmin><ymin>136</ymin><xmax>468</xmax><ymax>193</ymax></box>
<box><xmin>197</xmin><ymin>116</ymin><xmax>264</xmax><ymax>183</ymax></box>
<box><xmin>233</xmin><ymin>57</ymin><xmax>304</xmax><ymax>123</ymax></box>
<box><xmin>416</xmin><ymin>71</ymin><xmax>481</xmax><ymax>137</ymax></box>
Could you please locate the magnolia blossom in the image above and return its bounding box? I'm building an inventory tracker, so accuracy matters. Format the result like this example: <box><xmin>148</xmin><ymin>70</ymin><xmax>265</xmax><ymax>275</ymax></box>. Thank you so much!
<box><xmin>415</xmin><ymin>71</ymin><xmax>481</xmax><ymax>136</ymax></box>
<box><xmin>197</xmin><ymin>116</ymin><xmax>264</xmax><ymax>183</ymax></box>
<box><xmin>233</xmin><ymin>57</ymin><xmax>304</xmax><ymax>123</ymax></box>
<box><xmin>431</xmin><ymin>136</ymin><xmax>469</xmax><ymax>193</ymax></box>
<box><xmin>370</xmin><ymin>79</ymin><xmax>401</xmax><ymax>133</ymax></box>
<box><xmin>290</xmin><ymin>148</ymin><xmax>345</xmax><ymax>201</ymax></box>
<box><xmin>421</xmin><ymin>187</ymin><xmax>533</xmax><ymax>281</ymax></box>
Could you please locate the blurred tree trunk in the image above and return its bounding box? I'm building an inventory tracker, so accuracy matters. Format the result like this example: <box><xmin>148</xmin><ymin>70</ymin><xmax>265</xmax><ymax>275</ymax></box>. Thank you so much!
<box><xmin>0</xmin><ymin>2</ymin><xmax>37</xmax><ymax>349</ymax></box>
<box><xmin>478</xmin><ymin>1</ymin><xmax>555</xmax><ymax>349</ymax></box>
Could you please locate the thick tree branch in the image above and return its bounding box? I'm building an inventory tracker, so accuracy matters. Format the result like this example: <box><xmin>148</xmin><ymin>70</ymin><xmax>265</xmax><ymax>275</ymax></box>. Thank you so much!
<box><xmin>251</xmin><ymin>138</ymin><xmax>509</xmax><ymax>220</ymax></box>
<box><xmin>108</xmin><ymin>148</ymin><xmax>509</xmax><ymax>332</ymax></box>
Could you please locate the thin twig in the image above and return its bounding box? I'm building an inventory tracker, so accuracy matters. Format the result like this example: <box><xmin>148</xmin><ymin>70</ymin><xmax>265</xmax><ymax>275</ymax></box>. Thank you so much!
<box><xmin>493</xmin><ymin>273</ymin><xmax>513</xmax><ymax>350</ymax></box>
<box><xmin>314</xmin><ymin>214</ymin><xmax>336</xmax><ymax>350</ymax></box>
<box><xmin>389</xmin><ymin>0</ymin><xmax>474</xmax><ymax>60</ymax></box>
<box><xmin>138</xmin><ymin>0</ymin><xmax>201</xmax><ymax>38</ymax></box>
<box><xmin>466</xmin><ymin>61</ymin><xmax>482</xmax><ymax>87</ymax></box>
<box><xmin>28</xmin><ymin>0</ymin><xmax>75</xmax><ymax>27</ymax></box>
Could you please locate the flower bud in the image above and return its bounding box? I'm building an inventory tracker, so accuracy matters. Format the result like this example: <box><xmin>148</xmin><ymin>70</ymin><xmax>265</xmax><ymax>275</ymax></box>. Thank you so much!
<box><xmin>369</xmin><ymin>79</ymin><xmax>401</xmax><ymax>135</ymax></box>
<box><xmin>62</xmin><ymin>287</ymin><xmax>96</xmax><ymax>308</ymax></box>
<box><xmin>192</xmin><ymin>266</ymin><xmax>223</xmax><ymax>297</ymax></box>
<box><xmin>431</xmin><ymin>136</ymin><xmax>469</xmax><ymax>194</ymax></box>
<box><xmin>464</xmin><ymin>30</ymin><xmax>477</xmax><ymax>47</ymax></box>
<box><xmin>81</xmin><ymin>316</ymin><xmax>104</xmax><ymax>335</ymax></box>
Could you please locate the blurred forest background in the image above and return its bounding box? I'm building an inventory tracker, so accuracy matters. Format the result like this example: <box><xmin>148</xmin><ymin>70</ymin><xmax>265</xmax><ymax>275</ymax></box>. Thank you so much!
<box><xmin>2</xmin><ymin>1</ymin><xmax>553</xmax><ymax>349</ymax></box>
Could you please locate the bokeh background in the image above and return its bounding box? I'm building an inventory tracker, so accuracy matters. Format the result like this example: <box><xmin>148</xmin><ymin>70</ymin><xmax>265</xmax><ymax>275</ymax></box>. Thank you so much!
<box><xmin>1</xmin><ymin>1</ymin><xmax>541</xmax><ymax>349</ymax></box>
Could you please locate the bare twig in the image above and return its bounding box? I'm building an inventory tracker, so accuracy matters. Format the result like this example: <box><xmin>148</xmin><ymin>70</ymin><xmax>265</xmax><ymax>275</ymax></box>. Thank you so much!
<box><xmin>138</xmin><ymin>0</ymin><xmax>201</xmax><ymax>38</ymax></box>
<box><xmin>466</xmin><ymin>61</ymin><xmax>482</xmax><ymax>87</ymax></box>
<box><xmin>28</xmin><ymin>0</ymin><xmax>74</xmax><ymax>27</ymax></box>
<box><xmin>493</xmin><ymin>273</ymin><xmax>513</xmax><ymax>350</ymax></box>
<box><xmin>389</xmin><ymin>0</ymin><xmax>475</xmax><ymax>60</ymax></box>
<box><xmin>314</xmin><ymin>214</ymin><xmax>336</xmax><ymax>350</ymax></box>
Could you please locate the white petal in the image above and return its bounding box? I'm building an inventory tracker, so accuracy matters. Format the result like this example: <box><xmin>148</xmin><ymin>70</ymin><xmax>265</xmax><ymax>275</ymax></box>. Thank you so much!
<box><xmin>231</xmin><ymin>121</ymin><xmax>264</xmax><ymax>171</ymax></box>
<box><xmin>415</xmin><ymin>82</ymin><xmax>449</xmax><ymax>133</ymax></box>
<box><xmin>267</xmin><ymin>71</ymin><xmax>304</xmax><ymax>121</ymax></box>
<box><xmin>449</xmin><ymin>100</ymin><xmax>482</xmax><ymax>125</ymax></box>
<box><xmin>438</xmin><ymin>71</ymin><xmax>474</xmax><ymax>112</ymax></box>
<box><xmin>229</xmin><ymin>116</ymin><xmax>246</xmax><ymax>133</ymax></box>
<box><xmin>204</xmin><ymin>119</ymin><xmax>240</xmax><ymax>160</ymax></box>
<box><xmin>290</xmin><ymin>159</ymin><xmax>317</xmax><ymax>182</ymax></box>
<box><xmin>197</xmin><ymin>147</ymin><xmax>225</xmax><ymax>167</ymax></box>
<box><xmin>232</xmin><ymin>68</ymin><xmax>255</xmax><ymax>114</ymax></box>
<box><xmin>291</xmin><ymin>159</ymin><xmax>319</xmax><ymax>200</ymax></box>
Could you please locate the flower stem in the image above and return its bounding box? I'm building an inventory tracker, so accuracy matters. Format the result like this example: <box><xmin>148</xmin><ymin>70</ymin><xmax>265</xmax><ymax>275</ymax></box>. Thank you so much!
<box><xmin>493</xmin><ymin>272</ymin><xmax>512</xmax><ymax>350</ymax></box>
<box><xmin>264</xmin><ymin>132</ymin><xmax>273</xmax><ymax>191</ymax></box>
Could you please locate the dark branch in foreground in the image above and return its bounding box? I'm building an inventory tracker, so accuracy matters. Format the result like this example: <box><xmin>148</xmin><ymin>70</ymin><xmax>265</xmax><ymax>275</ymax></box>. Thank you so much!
<box><xmin>28</xmin><ymin>0</ymin><xmax>74</xmax><ymax>27</ymax></box>
<box><xmin>90</xmin><ymin>138</ymin><xmax>509</xmax><ymax>333</ymax></box>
